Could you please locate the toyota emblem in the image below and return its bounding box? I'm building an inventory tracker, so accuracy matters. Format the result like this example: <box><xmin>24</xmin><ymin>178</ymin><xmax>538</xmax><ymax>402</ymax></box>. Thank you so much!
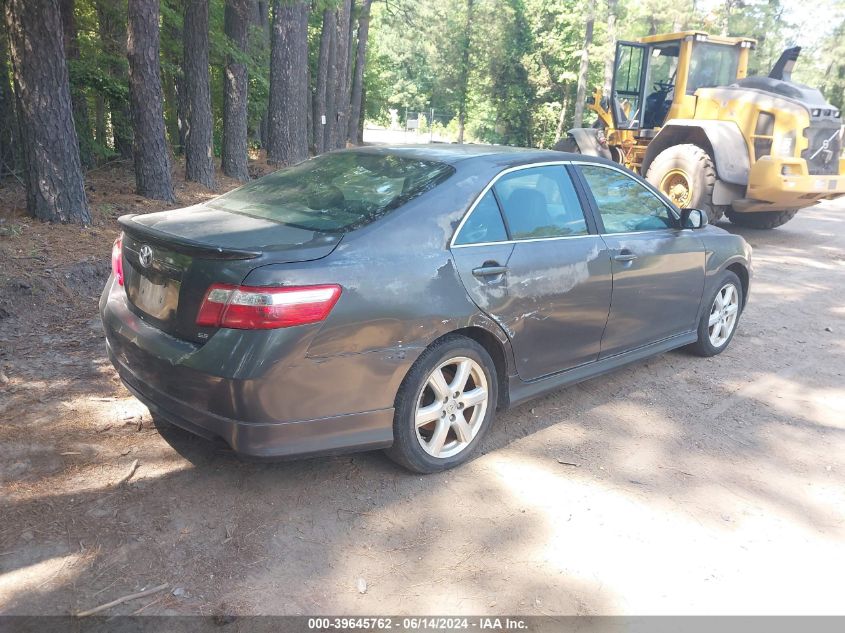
<box><xmin>138</xmin><ymin>245</ymin><xmax>154</xmax><ymax>268</ymax></box>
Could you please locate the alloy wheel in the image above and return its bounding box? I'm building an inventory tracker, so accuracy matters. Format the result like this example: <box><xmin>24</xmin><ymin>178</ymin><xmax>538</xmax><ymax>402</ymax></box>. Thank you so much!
<box><xmin>708</xmin><ymin>283</ymin><xmax>739</xmax><ymax>348</ymax></box>
<box><xmin>415</xmin><ymin>356</ymin><xmax>489</xmax><ymax>459</ymax></box>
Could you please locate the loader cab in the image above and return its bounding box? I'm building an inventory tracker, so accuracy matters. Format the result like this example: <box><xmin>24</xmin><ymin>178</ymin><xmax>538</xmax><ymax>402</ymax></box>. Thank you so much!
<box><xmin>610</xmin><ymin>32</ymin><xmax>753</xmax><ymax>133</ymax></box>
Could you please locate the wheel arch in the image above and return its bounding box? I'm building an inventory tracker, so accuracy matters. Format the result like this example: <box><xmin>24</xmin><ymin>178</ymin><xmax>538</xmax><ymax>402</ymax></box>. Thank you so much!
<box><xmin>643</xmin><ymin>120</ymin><xmax>751</xmax><ymax>186</ymax></box>
<box><xmin>450</xmin><ymin>325</ymin><xmax>511</xmax><ymax>410</ymax></box>
<box><xmin>405</xmin><ymin>317</ymin><xmax>513</xmax><ymax>412</ymax></box>
<box><xmin>725</xmin><ymin>261</ymin><xmax>750</xmax><ymax>308</ymax></box>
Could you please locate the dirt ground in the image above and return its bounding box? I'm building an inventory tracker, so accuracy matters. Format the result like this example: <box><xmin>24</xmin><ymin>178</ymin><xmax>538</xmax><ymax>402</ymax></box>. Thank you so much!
<box><xmin>0</xmin><ymin>162</ymin><xmax>843</xmax><ymax>616</ymax></box>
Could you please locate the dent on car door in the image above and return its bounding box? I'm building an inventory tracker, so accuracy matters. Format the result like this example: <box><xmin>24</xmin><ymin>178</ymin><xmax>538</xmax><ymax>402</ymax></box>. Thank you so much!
<box><xmin>451</xmin><ymin>165</ymin><xmax>613</xmax><ymax>381</ymax></box>
<box><xmin>576</xmin><ymin>164</ymin><xmax>706</xmax><ymax>357</ymax></box>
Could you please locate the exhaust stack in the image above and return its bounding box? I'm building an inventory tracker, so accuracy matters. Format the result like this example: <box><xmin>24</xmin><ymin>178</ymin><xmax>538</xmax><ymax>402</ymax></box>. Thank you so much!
<box><xmin>769</xmin><ymin>46</ymin><xmax>801</xmax><ymax>82</ymax></box>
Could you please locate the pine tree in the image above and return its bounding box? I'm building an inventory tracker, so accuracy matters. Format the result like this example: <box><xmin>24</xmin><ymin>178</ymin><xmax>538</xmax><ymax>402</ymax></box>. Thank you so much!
<box><xmin>127</xmin><ymin>0</ymin><xmax>175</xmax><ymax>201</ymax></box>
<box><xmin>4</xmin><ymin>0</ymin><xmax>90</xmax><ymax>223</ymax></box>
<box><xmin>58</xmin><ymin>0</ymin><xmax>93</xmax><ymax>168</ymax></box>
<box><xmin>572</xmin><ymin>4</ymin><xmax>594</xmax><ymax>128</ymax></box>
<box><xmin>322</xmin><ymin>6</ymin><xmax>338</xmax><ymax>152</ymax></box>
<box><xmin>347</xmin><ymin>0</ymin><xmax>372</xmax><ymax>145</ymax></box>
<box><xmin>332</xmin><ymin>0</ymin><xmax>352</xmax><ymax>149</ymax></box>
<box><xmin>183</xmin><ymin>0</ymin><xmax>216</xmax><ymax>188</ymax></box>
<box><xmin>95</xmin><ymin>0</ymin><xmax>134</xmax><ymax>159</ymax></box>
<box><xmin>313</xmin><ymin>8</ymin><xmax>335</xmax><ymax>154</ymax></box>
<box><xmin>222</xmin><ymin>0</ymin><xmax>251</xmax><ymax>181</ymax></box>
<box><xmin>267</xmin><ymin>0</ymin><xmax>308</xmax><ymax>166</ymax></box>
<box><xmin>0</xmin><ymin>17</ymin><xmax>19</xmax><ymax>179</ymax></box>
<box><xmin>456</xmin><ymin>0</ymin><xmax>474</xmax><ymax>144</ymax></box>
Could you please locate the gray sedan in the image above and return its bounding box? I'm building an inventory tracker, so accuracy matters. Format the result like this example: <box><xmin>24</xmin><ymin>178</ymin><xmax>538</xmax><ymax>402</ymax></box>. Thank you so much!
<box><xmin>101</xmin><ymin>145</ymin><xmax>752</xmax><ymax>473</ymax></box>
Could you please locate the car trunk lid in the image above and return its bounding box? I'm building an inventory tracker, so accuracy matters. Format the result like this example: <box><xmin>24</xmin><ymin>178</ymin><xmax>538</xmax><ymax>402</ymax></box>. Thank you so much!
<box><xmin>118</xmin><ymin>207</ymin><xmax>342</xmax><ymax>343</ymax></box>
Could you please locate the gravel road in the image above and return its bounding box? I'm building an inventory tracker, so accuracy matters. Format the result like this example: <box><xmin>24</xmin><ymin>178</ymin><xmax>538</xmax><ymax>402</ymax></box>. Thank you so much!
<box><xmin>1</xmin><ymin>199</ymin><xmax>843</xmax><ymax>616</ymax></box>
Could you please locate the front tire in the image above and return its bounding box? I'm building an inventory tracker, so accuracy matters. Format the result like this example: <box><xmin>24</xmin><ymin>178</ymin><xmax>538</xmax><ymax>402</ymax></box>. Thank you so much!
<box><xmin>726</xmin><ymin>208</ymin><xmax>798</xmax><ymax>229</ymax></box>
<box><xmin>688</xmin><ymin>270</ymin><xmax>743</xmax><ymax>357</ymax></box>
<box><xmin>385</xmin><ymin>335</ymin><xmax>498</xmax><ymax>474</ymax></box>
<box><xmin>646</xmin><ymin>144</ymin><xmax>728</xmax><ymax>222</ymax></box>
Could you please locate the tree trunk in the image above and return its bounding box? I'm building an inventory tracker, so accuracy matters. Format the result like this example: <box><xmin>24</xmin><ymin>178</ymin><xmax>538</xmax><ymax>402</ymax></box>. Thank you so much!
<box><xmin>0</xmin><ymin>18</ymin><xmax>19</xmax><ymax>179</ymax></box>
<box><xmin>347</xmin><ymin>0</ymin><xmax>371</xmax><ymax>145</ymax></box>
<box><xmin>553</xmin><ymin>84</ymin><xmax>570</xmax><ymax>143</ymax></box>
<box><xmin>127</xmin><ymin>0</ymin><xmax>175</xmax><ymax>201</ymax></box>
<box><xmin>161</xmin><ymin>2</ymin><xmax>185</xmax><ymax>155</ymax></box>
<box><xmin>456</xmin><ymin>0</ymin><xmax>474</xmax><ymax>144</ymax></box>
<box><xmin>721</xmin><ymin>0</ymin><xmax>734</xmax><ymax>36</ymax></box>
<box><xmin>306</xmin><ymin>56</ymin><xmax>312</xmax><ymax>153</ymax></box>
<box><xmin>313</xmin><ymin>8</ymin><xmax>335</xmax><ymax>155</ymax></box>
<box><xmin>322</xmin><ymin>7</ymin><xmax>338</xmax><ymax>152</ymax></box>
<box><xmin>175</xmin><ymin>72</ymin><xmax>188</xmax><ymax>154</ymax></box>
<box><xmin>267</xmin><ymin>0</ymin><xmax>309</xmax><ymax>166</ymax></box>
<box><xmin>332</xmin><ymin>0</ymin><xmax>352</xmax><ymax>149</ymax></box>
<box><xmin>222</xmin><ymin>0</ymin><xmax>250</xmax><ymax>181</ymax></box>
<box><xmin>162</xmin><ymin>67</ymin><xmax>180</xmax><ymax>153</ymax></box>
<box><xmin>358</xmin><ymin>84</ymin><xmax>365</xmax><ymax>141</ymax></box>
<box><xmin>572</xmin><ymin>5</ymin><xmax>595</xmax><ymax>129</ymax></box>
<box><xmin>183</xmin><ymin>0</ymin><xmax>216</xmax><ymax>188</ymax></box>
<box><xmin>95</xmin><ymin>95</ymin><xmax>107</xmax><ymax>146</ymax></box>
<box><xmin>602</xmin><ymin>0</ymin><xmax>618</xmax><ymax>98</ymax></box>
<box><xmin>4</xmin><ymin>0</ymin><xmax>90</xmax><ymax>223</ymax></box>
<box><xmin>259</xmin><ymin>104</ymin><xmax>269</xmax><ymax>149</ymax></box>
<box><xmin>58</xmin><ymin>0</ymin><xmax>94</xmax><ymax>168</ymax></box>
<box><xmin>253</xmin><ymin>0</ymin><xmax>270</xmax><ymax>148</ymax></box>
<box><xmin>95</xmin><ymin>0</ymin><xmax>133</xmax><ymax>159</ymax></box>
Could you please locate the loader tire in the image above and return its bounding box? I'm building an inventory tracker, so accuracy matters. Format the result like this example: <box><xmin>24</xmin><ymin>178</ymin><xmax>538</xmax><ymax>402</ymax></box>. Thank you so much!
<box><xmin>725</xmin><ymin>209</ymin><xmax>798</xmax><ymax>229</ymax></box>
<box><xmin>646</xmin><ymin>144</ymin><xmax>729</xmax><ymax>222</ymax></box>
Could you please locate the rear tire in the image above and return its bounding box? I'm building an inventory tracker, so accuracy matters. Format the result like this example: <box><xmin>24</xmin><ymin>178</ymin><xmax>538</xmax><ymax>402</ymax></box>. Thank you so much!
<box><xmin>725</xmin><ymin>208</ymin><xmax>798</xmax><ymax>229</ymax></box>
<box><xmin>646</xmin><ymin>144</ymin><xmax>728</xmax><ymax>222</ymax></box>
<box><xmin>385</xmin><ymin>335</ymin><xmax>498</xmax><ymax>474</ymax></box>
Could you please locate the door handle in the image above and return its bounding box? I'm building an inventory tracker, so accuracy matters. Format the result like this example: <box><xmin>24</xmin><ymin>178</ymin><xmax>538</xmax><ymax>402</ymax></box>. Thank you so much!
<box><xmin>472</xmin><ymin>265</ymin><xmax>508</xmax><ymax>277</ymax></box>
<box><xmin>613</xmin><ymin>250</ymin><xmax>638</xmax><ymax>263</ymax></box>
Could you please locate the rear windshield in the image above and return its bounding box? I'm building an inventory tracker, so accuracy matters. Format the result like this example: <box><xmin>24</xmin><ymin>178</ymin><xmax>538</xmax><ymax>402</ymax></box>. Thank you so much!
<box><xmin>207</xmin><ymin>152</ymin><xmax>454</xmax><ymax>232</ymax></box>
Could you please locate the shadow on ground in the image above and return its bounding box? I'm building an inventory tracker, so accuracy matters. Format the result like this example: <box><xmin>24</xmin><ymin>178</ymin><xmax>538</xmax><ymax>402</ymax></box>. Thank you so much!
<box><xmin>1</xmin><ymin>202</ymin><xmax>844</xmax><ymax>616</ymax></box>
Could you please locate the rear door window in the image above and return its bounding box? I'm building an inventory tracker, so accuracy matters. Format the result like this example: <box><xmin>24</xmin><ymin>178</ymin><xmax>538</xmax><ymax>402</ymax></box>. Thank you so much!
<box><xmin>454</xmin><ymin>190</ymin><xmax>508</xmax><ymax>245</ymax></box>
<box><xmin>494</xmin><ymin>166</ymin><xmax>589</xmax><ymax>239</ymax></box>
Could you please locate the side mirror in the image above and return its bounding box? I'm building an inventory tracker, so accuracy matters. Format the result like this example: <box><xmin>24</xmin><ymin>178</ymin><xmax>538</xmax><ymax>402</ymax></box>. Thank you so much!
<box><xmin>680</xmin><ymin>208</ymin><xmax>709</xmax><ymax>229</ymax></box>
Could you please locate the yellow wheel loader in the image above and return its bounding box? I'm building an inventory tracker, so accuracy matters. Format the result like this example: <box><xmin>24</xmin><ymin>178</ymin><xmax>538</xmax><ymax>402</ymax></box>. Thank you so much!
<box><xmin>557</xmin><ymin>31</ymin><xmax>844</xmax><ymax>228</ymax></box>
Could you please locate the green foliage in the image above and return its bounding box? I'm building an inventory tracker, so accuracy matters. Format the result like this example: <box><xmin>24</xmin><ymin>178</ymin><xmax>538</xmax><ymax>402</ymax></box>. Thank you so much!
<box><xmin>28</xmin><ymin>0</ymin><xmax>844</xmax><ymax>170</ymax></box>
<box><xmin>364</xmin><ymin>0</ymin><xmax>845</xmax><ymax>148</ymax></box>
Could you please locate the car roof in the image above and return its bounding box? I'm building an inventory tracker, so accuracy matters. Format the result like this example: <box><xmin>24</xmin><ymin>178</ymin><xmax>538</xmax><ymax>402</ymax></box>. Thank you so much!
<box><xmin>342</xmin><ymin>143</ymin><xmax>586</xmax><ymax>167</ymax></box>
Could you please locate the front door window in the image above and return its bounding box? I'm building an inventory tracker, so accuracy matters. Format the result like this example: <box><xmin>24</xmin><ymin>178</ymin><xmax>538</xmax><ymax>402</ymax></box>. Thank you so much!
<box><xmin>579</xmin><ymin>165</ymin><xmax>675</xmax><ymax>233</ymax></box>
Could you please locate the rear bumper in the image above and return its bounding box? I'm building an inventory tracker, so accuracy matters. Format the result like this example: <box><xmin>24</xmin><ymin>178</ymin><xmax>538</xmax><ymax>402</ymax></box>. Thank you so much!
<box><xmin>737</xmin><ymin>157</ymin><xmax>845</xmax><ymax>212</ymax></box>
<box><xmin>100</xmin><ymin>277</ymin><xmax>398</xmax><ymax>458</ymax></box>
<box><xmin>110</xmin><ymin>342</ymin><xmax>393</xmax><ymax>458</ymax></box>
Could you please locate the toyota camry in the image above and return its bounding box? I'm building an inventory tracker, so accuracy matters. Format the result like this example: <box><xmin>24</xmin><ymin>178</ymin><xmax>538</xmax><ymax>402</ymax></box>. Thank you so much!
<box><xmin>101</xmin><ymin>145</ymin><xmax>752</xmax><ymax>473</ymax></box>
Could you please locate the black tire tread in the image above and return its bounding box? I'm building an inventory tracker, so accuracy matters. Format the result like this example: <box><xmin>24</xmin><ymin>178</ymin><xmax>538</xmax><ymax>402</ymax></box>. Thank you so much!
<box><xmin>384</xmin><ymin>334</ymin><xmax>498</xmax><ymax>474</ymax></box>
<box><xmin>725</xmin><ymin>208</ymin><xmax>798</xmax><ymax>229</ymax></box>
<box><xmin>687</xmin><ymin>270</ymin><xmax>743</xmax><ymax>357</ymax></box>
<box><xmin>646</xmin><ymin>143</ymin><xmax>727</xmax><ymax>222</ymax></box>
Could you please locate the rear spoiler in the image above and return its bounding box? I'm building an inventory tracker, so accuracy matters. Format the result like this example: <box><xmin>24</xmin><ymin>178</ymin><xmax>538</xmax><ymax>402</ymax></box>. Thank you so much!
<box><xmin>769</xmin><ymin>46</ymin><xmax>801</xmax><ymax>82</ymax></box>
<box><xmin>117</xmin><ymin>214</ymin><xmax>261</xmax><ymax>260</ymax></box>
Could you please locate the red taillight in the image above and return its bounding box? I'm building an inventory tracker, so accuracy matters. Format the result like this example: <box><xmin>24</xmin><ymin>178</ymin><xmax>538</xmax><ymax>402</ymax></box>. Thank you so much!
<box><xmin>111</xmin><ymin>235</ymin><xmax>124</xmax><ymax>286</ymax></box>
<box><xmin>196</xmin><ymin>283</ymin><xmax>342</xmax><ymax>330</ymax></box>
